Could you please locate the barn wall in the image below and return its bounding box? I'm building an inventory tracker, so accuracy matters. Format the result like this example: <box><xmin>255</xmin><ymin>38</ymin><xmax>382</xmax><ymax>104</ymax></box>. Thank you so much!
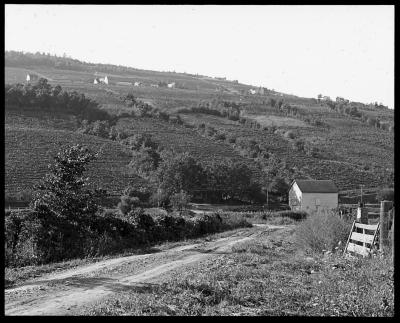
<box><xmin>289</xmin><ymin>182</ymin><xmax>303</xmax><ymax>211</ymax></box>
<box><xmin>301</xmin><ymin>193</ymin><xmax>338</xmax><ymax>214</ymax></box>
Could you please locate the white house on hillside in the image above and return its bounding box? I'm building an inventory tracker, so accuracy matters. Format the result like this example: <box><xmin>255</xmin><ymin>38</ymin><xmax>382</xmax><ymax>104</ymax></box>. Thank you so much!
<box><xmin>94</xmin><ymin>76</ymin><xmax>109</xmax><ymax>85</ymax></box>
<box><xmin>288</xmin><ymin>179</ymin><xmax>338</xmax><ymax>214</ymax></box>
<box><xmin>26</xmin><ymin>74</ymin><xmax>39</xmax><ymax>82</ymax></box>
<box><xmin>167</xmin><ymin>82</ymin><xmax>176</xmax><ymax>88</ymax></box>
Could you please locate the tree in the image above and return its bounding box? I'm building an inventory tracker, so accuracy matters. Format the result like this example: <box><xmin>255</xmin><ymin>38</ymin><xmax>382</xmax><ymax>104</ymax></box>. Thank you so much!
<box><xmin>376</xmin><ymin>188</ymin><xmax>394</xmax><ymax>202</ymax></box>
<box><xmin>31</xmin><ymin>145</ymin><xmax>106</xmax><ymax>224</ymax></box>
<box><xmin>170</xmin><ymin>190</ymin><xmax>191</xmax><ymax>214</ymax></box>
<box><xmin>156</xmin><ymin>151</ymin><xmax>205</xmax><ymax>198</ymax></box>
<box><xmin>268</xmin><ymin>177</ymin><xmax>289</xmax><ymax>201</ymax></box>
<box><xmin>129</xmin><ymin>147</ymin><xmax>161</xmax><ymax>179</ymax></box>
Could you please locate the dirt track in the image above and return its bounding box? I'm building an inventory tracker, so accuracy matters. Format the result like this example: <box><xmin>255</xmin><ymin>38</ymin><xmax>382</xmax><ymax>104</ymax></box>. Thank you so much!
<box><xmin>5</xmin><ymin>225</ymin><xmax>284</xmax><ymax>316</ymax></box>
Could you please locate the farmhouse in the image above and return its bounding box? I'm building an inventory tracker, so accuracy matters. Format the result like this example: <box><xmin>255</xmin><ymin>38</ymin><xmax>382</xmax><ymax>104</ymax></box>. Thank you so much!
<box><xmin>94</xmin><ymin>76</ymin><xmax>109</xmax><ymax>85</ymax></box>
<box><xmin>288</xmin><ymin>179</ymin><xmax>338</xmax><ymax>213</ymax></box>
<box><xmin>249</xmin><ymin>89</ymin><xmax>256</xmax><ymax>95</ymax></box>
<box><xmin>134</xmin><ymin>81</ymin><xmax>141</xmax><ymax>87</ymax></box>
<box><xmin>167</xmin><ymin>82</ymin><xmax>176</xmax><ymax>88</ymax></box>
<box><xmin>26</xmin><ymin>73</ymin><xmax>39</xmax><ymax>82</ymax></box>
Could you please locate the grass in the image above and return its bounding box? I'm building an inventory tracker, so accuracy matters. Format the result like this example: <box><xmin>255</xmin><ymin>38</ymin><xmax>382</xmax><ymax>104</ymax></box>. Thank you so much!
<box><xmin>80</xmin><ymin>227</ymin><xmax>394</xmax><ymax>316</ymax></box>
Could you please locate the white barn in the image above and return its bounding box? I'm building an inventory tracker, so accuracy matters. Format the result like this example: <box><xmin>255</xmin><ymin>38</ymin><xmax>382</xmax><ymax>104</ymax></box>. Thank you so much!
<box><xmin>288</xmin><ymin>179</ymin><xmax>338</xmax><ymax>214</ymax></box>
<box><xmin>94</xmin><ymin>76</ymin><xmax>109</xmax><ymax>85</ymax></box>
<box><xmin>249</xmin><ymin>89</ymin><xmax>256</xmax><ymax>95</ymax></box>
<box><xmin>167</xmin><ymin>82</ymin><xmax>176</xmax><ymax>88</ymax></box>
<box><xmin>26</xmin><ymin>74</ymin><xmax>39</xmax><ymax>82</ymax></box>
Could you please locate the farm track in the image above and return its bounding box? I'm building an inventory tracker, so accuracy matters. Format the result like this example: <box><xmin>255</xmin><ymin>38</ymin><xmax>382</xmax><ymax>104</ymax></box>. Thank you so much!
<box><xmin>4</xmin><ymin>225</ymin><xmax>286</xmax><ymax>316</ymax></box>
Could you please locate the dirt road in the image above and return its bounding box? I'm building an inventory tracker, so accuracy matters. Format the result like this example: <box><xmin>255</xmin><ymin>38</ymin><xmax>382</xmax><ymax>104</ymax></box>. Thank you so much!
<box><xmin>5</xmin><ymin>225</ymin><xmax>283</xmax><ymax>316</ymax></box>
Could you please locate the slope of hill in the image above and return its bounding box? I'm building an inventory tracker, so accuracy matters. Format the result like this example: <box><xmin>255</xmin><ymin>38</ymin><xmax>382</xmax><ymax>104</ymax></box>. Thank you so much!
<box><xmin>5</xmin><ymin>51</ymin><xmax>394</xmax><ymax>195</ymax></box>
<box><xmin>5</xmin><ymin>108</ymin><xmax>140</xmax><ymax>196</ymax></box>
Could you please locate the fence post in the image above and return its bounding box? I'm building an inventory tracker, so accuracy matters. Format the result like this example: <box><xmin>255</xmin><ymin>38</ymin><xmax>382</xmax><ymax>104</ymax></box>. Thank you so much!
<box><xmin>380</xmin><ymin>200</ymin><xmax>393</xmax><ymax>252</ymax></box>
<box><xmin>391</xmin><ymin>207</ymin><xmax>395</xmax><ymax>260</ymax></box>
<box><xmin>356</xmin><ymin>203</ymin><xmax>368</xmax><ymax>224</ymax></box>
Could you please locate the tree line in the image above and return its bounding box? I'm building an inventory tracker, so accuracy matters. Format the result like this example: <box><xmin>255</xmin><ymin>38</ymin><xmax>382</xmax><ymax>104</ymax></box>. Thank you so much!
<box><xmin>5</xmin><ymin>78</ymin><xmax>112</xmax><ymax>122</ymax></box>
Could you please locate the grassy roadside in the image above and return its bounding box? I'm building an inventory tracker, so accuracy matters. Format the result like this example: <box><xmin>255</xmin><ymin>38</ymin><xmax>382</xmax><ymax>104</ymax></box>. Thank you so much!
<box><xmin>80</xmin><ymin>226</ymin><xmax>394</xmax><ymax>316</ymax></box>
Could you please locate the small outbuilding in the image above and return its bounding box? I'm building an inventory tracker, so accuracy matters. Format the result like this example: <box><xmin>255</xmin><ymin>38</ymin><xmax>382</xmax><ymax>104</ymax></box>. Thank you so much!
<box><xmin>26</xmin><ymin>74</ymin><xmax>39</xmax><ymax>82</ymax></box>
<box><xmin>288</xmin><ymin>179</ymin><xmax>338</xmax><ymax>214</ymax></box>
<box><xmin>249</xmin><ymin>89</ymin><xmax>256</xmax><ymax>95</ymax></box>
<box><xmin>94</xmin><ymin>76</ymin><xmax>109</xmax><ymax>85</ymax></box>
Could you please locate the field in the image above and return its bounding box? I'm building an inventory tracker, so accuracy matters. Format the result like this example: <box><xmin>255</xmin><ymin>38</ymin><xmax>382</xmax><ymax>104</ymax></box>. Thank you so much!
<box><xmin>5</xmin><ymin>108</ymin><xmax>141</xmax><ymax>196</ymax></box>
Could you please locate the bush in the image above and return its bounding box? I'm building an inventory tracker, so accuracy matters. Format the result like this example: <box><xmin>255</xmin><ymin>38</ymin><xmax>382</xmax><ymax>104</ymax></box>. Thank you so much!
<box><xmin>295</xmin><ymin>211</ymin><xmax>351</xmax><ymax>253</ymax></box>
<box><xmin>376</xmin><ymin>188</ymin><xmax>394</xmax><ymax>202</ymax></box>
<box><xmin>274</xmin><ymin>210</ymin><xmax>308</xmax><ymax>221</ymax></box>
<box><xmin>214</xmin><ymin>132</ymin><xmax>226</xmax><ymax>141</ymax></box>
<box><xmin>118</xmin><ymin>195</ymin><xmax>140</xmax><ymax>215</ymax></box>
<box><xmin>170</xmin><ymin>191</ymin><xmax>191</xmax><ymax>213</ymax></box>
<box><xmin>284</xmin><ymin>131</ymin><xmax>295</xmax><ymax>139</ymax></box>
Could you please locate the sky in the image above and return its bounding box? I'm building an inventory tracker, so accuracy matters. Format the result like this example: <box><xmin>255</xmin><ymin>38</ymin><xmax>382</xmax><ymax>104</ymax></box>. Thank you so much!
<box><xmin>5</xmin><ymin>5</ymin><xmax>394</xmax><ymax>108</ymax></box>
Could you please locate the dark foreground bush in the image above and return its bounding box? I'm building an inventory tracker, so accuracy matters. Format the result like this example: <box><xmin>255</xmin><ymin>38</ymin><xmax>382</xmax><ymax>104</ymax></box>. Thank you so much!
<box><xmin>5</xmin><ymin>210</ymin><xmax>251</xmax><ymax>268</ymax></box>
<box><xmin>274</xmin><ymin>210</ymin><xmax>308</xmax><ymax>221</ymax></box>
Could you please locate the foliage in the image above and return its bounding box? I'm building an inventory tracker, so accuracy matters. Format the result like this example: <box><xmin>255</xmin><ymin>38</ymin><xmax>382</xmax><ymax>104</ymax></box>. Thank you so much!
<box><xmin>170</xmin><ymin>190</ymin><xmax>191</xmax><ymax>213</ymax></box>
<box><xmin>156</xmin><ymin>151</ymin><xmax>205</xmax><ymax>198</ymax></box>
<box><xmin>5</xmin><ymin>79</ymin><xmax>111</xmax><ymax>122</ymax></box>
<box><xmin>31</xmin><ymin>144</ymin><xmax>106</xmax><ymax>223</ymax></box>
<box><xmin>376</xmin><ymin>188</ymin><xmax>394</xmax><ymax>202</ymax></box>
<box><xmin>118</xmin><ymin>186</ymin><xmax>152</xmax><ymax>215</ymax></box>
<box><xmin>295</xmin><ymin>211</ymin><xmax>352</xmax><ymax>253</ymax></box>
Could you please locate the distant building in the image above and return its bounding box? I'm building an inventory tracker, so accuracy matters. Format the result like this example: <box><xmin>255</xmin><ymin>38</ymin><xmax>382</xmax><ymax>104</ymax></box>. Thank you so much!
<box><xmin>134</xmin><ymin>81</ymin><xmax>141</xmax><ymax>87</ymax></box>
<box><xmin>26</xmin><ymin>74</ymin><xmax>39</xmax><ymax>82</ymax></box>
<box><xmin>288</xmin><ymin>179</ymin><xmax>339</xmax><ymax>214</ymax></box>
<box><xmin>94</xmin><ymin>76</ymin><xmax>109</xmax><ymax>85</ymax></box>
<box><xmin>167</xmin><ymin>82</ymin><xmax>176</xmax><ymax>88</ymax></box>
<box><xmin>249</xmin><ymin>89</ymin><xmax>256</xmax><ymax>95</ymax></box>
<box><xmin>150</xmin><ymin>83</ymin><xmax>159</xmax><ymax>88</ymax></box>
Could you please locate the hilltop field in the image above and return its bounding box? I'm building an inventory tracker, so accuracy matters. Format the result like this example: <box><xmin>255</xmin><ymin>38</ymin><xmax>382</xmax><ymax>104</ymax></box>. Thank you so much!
<box><xmin>4</xmin><ymin>52</ymin><xmax>394</xmax><ymax>201</ymax></box>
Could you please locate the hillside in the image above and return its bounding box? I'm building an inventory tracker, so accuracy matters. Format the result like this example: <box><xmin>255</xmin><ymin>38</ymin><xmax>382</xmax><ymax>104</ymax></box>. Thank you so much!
<box><xmin>4</xmin><ymin>51</ymin><xmax>394</xmax><ymax>198</ymax></box>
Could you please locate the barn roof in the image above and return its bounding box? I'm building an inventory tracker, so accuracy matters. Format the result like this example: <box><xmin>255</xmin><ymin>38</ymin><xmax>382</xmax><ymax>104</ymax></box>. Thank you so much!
<box><xmin>292</xmin><ymin>180</ymin><xmax>338</xmax><ymax>193</ymax></box>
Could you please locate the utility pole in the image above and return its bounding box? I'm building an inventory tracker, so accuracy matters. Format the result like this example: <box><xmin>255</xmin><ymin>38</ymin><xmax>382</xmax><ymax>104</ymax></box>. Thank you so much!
<box><xmin>360</xmin><ymin>184</ymin><xmax>365</xmax><ymax>204</ymax></box>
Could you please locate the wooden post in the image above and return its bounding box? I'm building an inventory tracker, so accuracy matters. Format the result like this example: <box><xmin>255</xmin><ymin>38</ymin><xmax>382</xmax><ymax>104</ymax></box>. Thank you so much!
<box><xmin>380</xmin><ymin>200</ymin><xmax>393</xmax><ymax>252</ymax></box>
<box><xmin>392</xmin><ymin>208</ymin><xmax>395</xmax><ymax>260</ymax></box>
<box><xmin>356</xmin><ymin>204</ymin><xmax>369</xmax><ymax>224</ymax></box>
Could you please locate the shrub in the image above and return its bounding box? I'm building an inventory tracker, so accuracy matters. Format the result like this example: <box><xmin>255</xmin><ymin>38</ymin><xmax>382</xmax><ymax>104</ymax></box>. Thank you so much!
<box><xmin>284</xmin><ymin>131</ymin><xmax>295</xmax><ymax>139</ymax></box>
<box><xmin>170</xmin><ymin>191</ymin><xmax>191</xmax><ymax>214</ymax></box>
<box><xmin>227</xmin><ymin>135</ymin><xmax>236</xmax><ymax>144</ymax></box>
<box><xmin>295</xmin><ymin>211</ymin><xmax>352</xmax><ymax>253</ymax></box>
<box><xmin>274</xmin><ymin>210</ymin><xmax>308</xmax><ymax>221</ymax></box>
<box><xmin>214</xmin><ymin>132</ymin><xmax>226</xmax><ymax>141</ymax></box>
<box><xmin>118</xmin><ymin>195</ymin><xmax>140</xmax><ymax>215</ymax></box>
<box><xmin>293</xmin><ymin>139</ymin><xmax>305</xmax><ymax>151</ymax></box>
<box><xmin>376</xmin><ymin>188</ymin><xmax>394</xmax><ymax>202</ymax></box>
